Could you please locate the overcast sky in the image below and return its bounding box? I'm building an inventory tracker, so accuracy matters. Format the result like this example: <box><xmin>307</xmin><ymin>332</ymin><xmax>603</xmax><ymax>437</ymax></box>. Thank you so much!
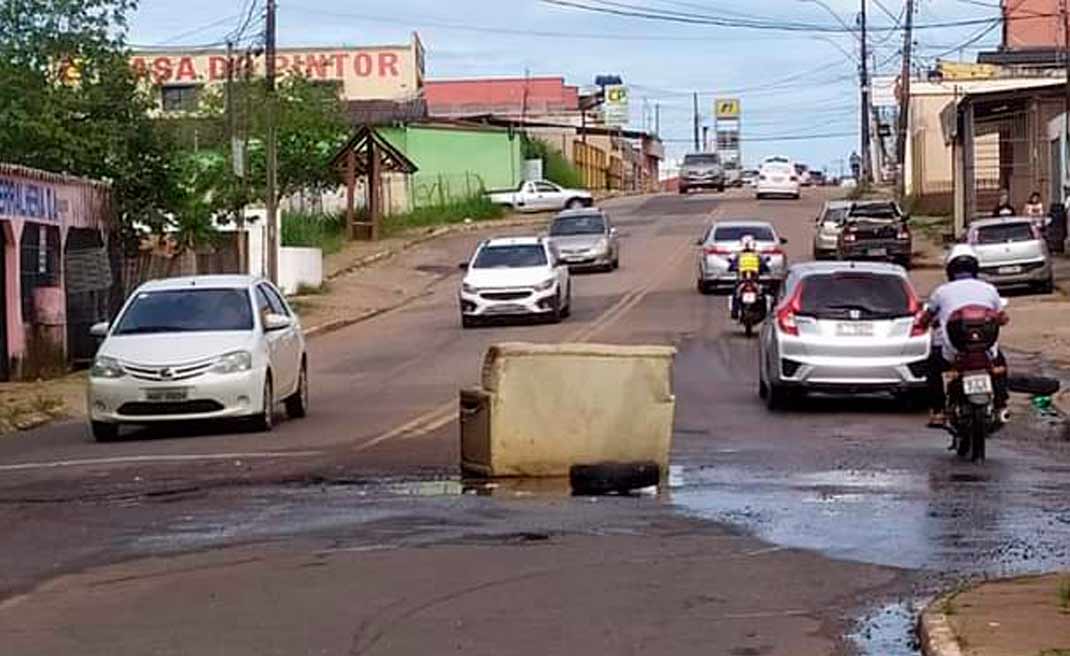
<box><xmin>130</xmin><ymin>0</ymin><xmax>999</xmax><ymax>172</ymax></box>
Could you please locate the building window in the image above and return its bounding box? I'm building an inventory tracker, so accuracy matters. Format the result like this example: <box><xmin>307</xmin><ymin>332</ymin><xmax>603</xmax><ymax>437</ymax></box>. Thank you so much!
<box><xmin>161</xmin><ymin>84</ymin><xmax>201</xmax><ymax>112</ymax></box>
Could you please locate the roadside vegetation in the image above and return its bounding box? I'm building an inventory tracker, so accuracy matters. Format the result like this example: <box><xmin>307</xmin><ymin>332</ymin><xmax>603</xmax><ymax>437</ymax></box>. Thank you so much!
<box><xmin>523</xmin><ymin>137</ymin><xmax>586</xmax><ymax>189</ymax></box>
<box><xmin>384</xmin><ymin>195</ymin><xmax>504</xmax><ymax>236</ymax></box>
<box><xmin>281</xmin><ymin>212</ymin><xmax>347</xmax><ymax>255</ymax></box>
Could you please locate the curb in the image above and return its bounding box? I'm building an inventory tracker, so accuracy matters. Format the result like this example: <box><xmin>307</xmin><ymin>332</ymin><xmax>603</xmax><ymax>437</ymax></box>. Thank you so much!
<box><xmin>918</xmin><ymin>598</ymin><xmax>964</xmax><ymax>656</ymax></box>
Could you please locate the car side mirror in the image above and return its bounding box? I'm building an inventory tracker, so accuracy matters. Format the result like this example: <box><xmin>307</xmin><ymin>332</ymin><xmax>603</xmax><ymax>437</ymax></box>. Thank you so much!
<box><xmin>695</xmin><ymin>238</ymin><xmax>704</xmax><ymax>246</ymax></box>
<box><xmin>458</xmin><ymin>261</ymin><xmax>469</xmax><ymax>270</ymax></box>
<box><xmin>610</xmin><ymin>227</ymin><xmax>618</xmax><ymax>235</ymax></box>
<box><xmin>780</xmin><ymin>237</ymin><xmax>789</xmax><ymax>245</ymax></box>
<box><xmin>89</xmin><ymin>322</ymin><xmax>109</xmax><ymax>338</ymax></box>
<box><xmin>263</xmin><ymin>313</ymin><xmax>292</xmax><ymax>332</ymax></box>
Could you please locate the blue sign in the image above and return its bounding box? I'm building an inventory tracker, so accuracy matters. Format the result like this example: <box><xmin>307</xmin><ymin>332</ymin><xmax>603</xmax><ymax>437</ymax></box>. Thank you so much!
<box><xmin>0</xmin><ymin>176</ymin><xmax>59</xmax><ymax>222</ymax></box>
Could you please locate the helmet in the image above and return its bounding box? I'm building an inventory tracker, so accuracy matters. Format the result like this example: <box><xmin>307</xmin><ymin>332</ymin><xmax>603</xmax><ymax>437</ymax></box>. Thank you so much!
<box><xmin>740</xmin><ymin>234</ymin><xmax>757</xmax><ymax>252</ymax></box>
<box><xmin>945</xmin><ymin>244</ymin><xmax>980</xmax><ymax>280</ymax></box>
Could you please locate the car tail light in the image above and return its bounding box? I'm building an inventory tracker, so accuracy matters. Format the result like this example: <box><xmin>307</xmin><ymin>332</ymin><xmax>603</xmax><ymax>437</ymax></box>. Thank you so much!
<box><xmin>897</xmin><ymin>227</ymin><xmax>910</xmax><ymax>240</ymax></box>
<box><xmin>904</xmin><ymin>283</ymin><xmax>927</xmax><ymax>337</ymax></box>
<box><xmin>843</xmin><ymin>232</ymin><xmax>857</xmax><ymax>242</ymax></box>
<box><xmin>704</xmin><ymin>245</ymin><xmax>731</xmax><ymax>255</ymax></box>
<box><xmin>776</xmin><ymin>284</ymin><xmax>803</xmax><ymax>336</ymax></box>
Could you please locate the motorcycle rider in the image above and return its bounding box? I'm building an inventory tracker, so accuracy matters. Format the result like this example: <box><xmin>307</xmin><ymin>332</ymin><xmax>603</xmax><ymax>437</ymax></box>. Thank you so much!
<box><xmin>922</xmin><ymin>244</ymin><xmax>1009</xmax><ymax>428</ymax></box>
<box><xmin>728</xmin><ymin>235</ymin><xmax>770</xmax><ymax>319</ymax></box>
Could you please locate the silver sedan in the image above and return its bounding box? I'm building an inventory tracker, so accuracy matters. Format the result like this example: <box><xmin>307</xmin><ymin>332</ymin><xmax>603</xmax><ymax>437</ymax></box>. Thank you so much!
<box><xmin>696</xmin><ymin>220</ymin><xmax>787</xmax><ymax>294</ymax></box>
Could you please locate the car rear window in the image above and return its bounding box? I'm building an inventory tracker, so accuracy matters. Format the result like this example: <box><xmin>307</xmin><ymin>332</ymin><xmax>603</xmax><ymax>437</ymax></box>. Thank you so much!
<box><xmin>823</xmin><ymin>208</ymin><xmax>849</xmax><ymax>223</ymax></box>
<box><xmin>974</xmin><ymin>222</ymin><xmax>1034</xmax><ymax>244</ymax></box>
<box><xmin>550</xmin><ymin>214</ymin><xmax>606</xmax><ymax>236</ymax></box>
<box><xmin>713</xmin><ymin>226</ymin><xmax>775</xmax><ymax>241</ymax></box>
<box><xmin>473</xmin><ymin>244</ymin><xmax>548</xmax><ymax>268</ymax></box>
<box><xmin>798</xmin><ymin>273</ymin><xmax>913</xmax><ymax>320</ymax></box>
<box><xmin>850</xmin><ymin>204</ymin><xmax>901</xmax><ymax>220</ymax></box>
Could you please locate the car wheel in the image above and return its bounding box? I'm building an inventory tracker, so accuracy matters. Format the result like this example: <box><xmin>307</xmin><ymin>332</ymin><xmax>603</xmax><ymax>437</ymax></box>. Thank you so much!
<box><xmin>461</xmin><ymin>315</ymin><xmax>477</xmax><ymax>329</ymax></box>
<box><xmin>549</xmin><ymin>294</ymin><xmax>564</xmax><ymax>324</ymax></box>
<box><xmin>1038</xmin><ymin>276</ymin><xmax>1055</xmax><ymax>294</ymax></box>
<box><xmin>566</xmin><ymin>198</ymin><xmax>585</xmax><ymax>209</ymax></box>
<box><xmin>249</xmin><ymin>374</ymin><xmax>274</xmax><ymax>432</ymax></box>
<box><xmin>792</xmin><ymin>194</ymin><xmax>800</xmax><ymax>200</ymax></box>
<box><xmin>717</xmin><ymin>185</ymin><xmax>725</xmax><ymax>193</ymax></box>
<box><xmin>91</xmin><ymin>421</ymin><xmax>119</xmax><ymax>442</ymax></box>
<box><xmin>285</xmin><ymin>360</ymin><xmax>309</xmax><ymax>419</ymax></box>
<box><xmin>756</xmin><ymin>193</ymin><xmax>764</xmax><ymax>200</ymax></box>
<box><xmin>561</xmin><ymin>288</ymin><xmax>572</xmax><ymax>318</ymax></box>
<box><xmin>612</xmin><ymin>255</ymin><xmax>620</xmax><ymax>270</ymax></box>
<box><xmin>697</xmin><ymin>279</ymin><xmax>714</xmax><ymax>295</ymax></box>
<box><xmin>765</xmin><ymin>382</ymin><xmax>790</xmax><ymax>411</ymax></box>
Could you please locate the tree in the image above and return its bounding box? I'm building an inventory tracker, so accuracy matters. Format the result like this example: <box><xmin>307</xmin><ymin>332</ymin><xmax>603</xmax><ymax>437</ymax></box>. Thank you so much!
<box><xmin>0</xmin><ymin>0</ymin><xmax>176</xmax><ymax>244</ymax></box>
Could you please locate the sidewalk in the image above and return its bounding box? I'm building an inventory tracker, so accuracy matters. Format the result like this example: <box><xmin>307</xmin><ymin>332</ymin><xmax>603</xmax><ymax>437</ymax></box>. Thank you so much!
<box><xmin>920</xmin><ymin>573</ymin><xmax>1070</xmax><ymax>656</ymax></box>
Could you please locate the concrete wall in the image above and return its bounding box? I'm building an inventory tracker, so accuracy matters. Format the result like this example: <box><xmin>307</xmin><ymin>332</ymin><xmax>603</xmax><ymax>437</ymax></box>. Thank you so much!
<box><xmin>461</xmin><ymin>343</ymin><xmax>677</xmax><ymax>478</ymax></box>
<box><xmin>380</xmin><ymin>124</ymin><xmax>524</xmax><ymax>206</ymax></box>
<box><xmin>278</xmin><ymin>247</ymin><xmax>323</xmax><ymax>295</ymax></box>
<box><xmin>1005</xmin><ymin>0</ymin><xmax>1060</xmax><ymax>50</ymax></box>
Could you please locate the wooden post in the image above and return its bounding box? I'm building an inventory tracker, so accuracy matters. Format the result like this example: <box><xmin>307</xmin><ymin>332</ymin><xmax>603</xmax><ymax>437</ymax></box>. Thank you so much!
<box><xmin>345</xmin><ymin>148</ymin><xmax>356</xmax><ymax>241</ymax></box>
<box><xmin>369</xmin><ymin>138</ymin><xmax>381</xmax><ymax>241</ymax></box>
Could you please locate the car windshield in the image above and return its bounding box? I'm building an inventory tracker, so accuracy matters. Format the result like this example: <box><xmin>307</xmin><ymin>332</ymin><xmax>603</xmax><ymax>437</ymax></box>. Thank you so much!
<box><xmin>114</xmin><ymin>288</ymin><xmax>254</xmax><ymax>335</ymax></box>
<box><xmin>974</xmin><ymin>222</ymin><xmax>1034</xmax><ymax>244</ymax></box>
<box><xmin>473</xmin><ymin>244</ymin><xmax>548</xmax><ymax>268</ymax></box>
<box><xmin>798</xmin><ymin>273</ymin><xmax>913</xmax><ymax>320</ymax></box>
<box><xmin>551</xmin><ymin>215</ymin><xmax>606</xmax><ymax>236</ymax></box>
<box><xmin>850</xmin><ymin>204</ymin><xmax>901</xmax><ymax>221</ymax></box>
<box><xmin>824</xmin><ymin>208</ymin><xmax>849</xmax><ymax>223</ymax></box>
<box><xmin>714</xmin><ymin>226</ymin><xmax>775</xmax><ymax>242</ymax></box>
<box><xmin>684</xmin><ymin>154</ymin><xmax>720</xmax><ymax>166</ymax></box>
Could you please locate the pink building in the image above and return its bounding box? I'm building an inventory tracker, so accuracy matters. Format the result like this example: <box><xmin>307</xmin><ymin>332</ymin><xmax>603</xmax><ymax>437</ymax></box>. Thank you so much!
<box><xmin>0</xmin><ymin>164</ymin><xmax>112</xmax><ymax>380</ymax></box>
<box><xmin>425</xmin><ymin>77</ymin><xmax>580</xmax><ymax>119</ymax></box>
<box><xmin>1003</xmin><ymin>0</ymin><xmax>1061</xmax><ymax>50</ymax></box>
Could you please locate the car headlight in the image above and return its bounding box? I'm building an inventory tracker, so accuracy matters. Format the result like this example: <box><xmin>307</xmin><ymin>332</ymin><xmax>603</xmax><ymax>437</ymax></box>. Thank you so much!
<box><xmin>90</xmin><ymin>356</ymin><xmax>125</xmax><ymax>379</ymax></box>
<box><xmin>211</xmin><ymin>351</ymin><xmax>253</xmax><ymax>375</ymax></box>
<box><xmin>462</xmin><ymin>282</ymin><xmax>480</xmax><ymax>295</ymax></box>
<box><xmin>533</xmin><ymin>278</ymin><xmax>556</xmax><ymax>292</ymax></box>
<box><xmin>593</xmin><ymin>237</ymin><xmax>610</xmax><ymax>253</ymax></box>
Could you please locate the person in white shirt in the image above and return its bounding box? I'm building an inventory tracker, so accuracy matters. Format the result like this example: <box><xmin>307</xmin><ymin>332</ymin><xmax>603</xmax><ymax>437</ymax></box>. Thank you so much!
<box><xmin>922</xmin><ymin>244</ymin><xmax>1009</xmax><ymax>427</ymax></box>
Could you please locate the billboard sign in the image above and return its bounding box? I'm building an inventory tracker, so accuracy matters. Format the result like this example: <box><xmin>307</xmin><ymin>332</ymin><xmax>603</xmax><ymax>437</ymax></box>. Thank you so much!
<box><xmin>714</xmin><ymin>98</ymin><xmax>741</xmax><ymax>120</ymax></box>
<box><xmin>603</xmin><ymin>84</ymin><xmax>629</xmax><ymax>127</ymax></box>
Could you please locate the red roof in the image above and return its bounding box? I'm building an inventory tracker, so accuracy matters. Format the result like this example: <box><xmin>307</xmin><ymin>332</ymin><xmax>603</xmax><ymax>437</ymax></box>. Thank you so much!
<box><xmin>425</xmin><ymin>77</ymin><xmax>579</xmax><ymax>116</ymax></box>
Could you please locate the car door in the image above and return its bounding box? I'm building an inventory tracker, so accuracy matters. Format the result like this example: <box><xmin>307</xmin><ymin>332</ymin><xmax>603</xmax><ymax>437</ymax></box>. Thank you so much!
<box><xmin>606</xmin><ymin>214</ymin><xmax>620</xmax><ymax>260</ymax></box>
<box><xmin>548</xmin><ymin>244</ymin><xmax>569</xmax><ymax>300</ymax></box>
<box><xmin>262</xmin><ymin>283</ymin><xmax>303</xmax><ymax>394</ymax></box>
<box><xmin>255</xmin><ymin>285</ymin><xmax>292</xmax><ymax>396</ymax></box>
<box><xmin>534</xmin><ymin>181</ymin><xmax>564</xmax><ymax>210</ymax></box>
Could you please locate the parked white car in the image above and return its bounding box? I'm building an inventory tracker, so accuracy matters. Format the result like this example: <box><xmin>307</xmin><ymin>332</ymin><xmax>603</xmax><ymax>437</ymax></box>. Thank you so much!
<box><xmin>756</xmin><ymin>160</ymin><xmax>801</xmax><ymax>200</ymax></box>
<box><xmin>87</xmin><ymin>275</ymin><xmax>308</xmax><ymax>441</ymax></box>
<box><xmin>458</xmin><ymin>237</ymin><xmax>571</xmax><ymax>327</ymax></box>
<box><xmin>486</xmin><ymin>180</ymin><xmax>593</xmax><ymax>213</ymax></box>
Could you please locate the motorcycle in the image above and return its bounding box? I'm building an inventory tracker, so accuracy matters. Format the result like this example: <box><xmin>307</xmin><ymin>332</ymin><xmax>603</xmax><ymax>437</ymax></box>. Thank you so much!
<box><xmin>732</xmin><ymin>270</ymin><xmax>769</xmax><ymax>338</ymax></box>
<box><xmin>942</xmin><ymin>306</ymin><xmax>1005</xmax><ymax>461</ymax></box>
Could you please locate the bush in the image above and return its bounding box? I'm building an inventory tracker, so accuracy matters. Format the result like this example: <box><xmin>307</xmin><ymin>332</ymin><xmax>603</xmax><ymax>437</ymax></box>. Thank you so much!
<box><xmin>385</xmin><ymin>194</ymin><xmax>504</xmax><ymax>236</ymax></box>
<box><xmin>522</xmin><ymin>137</ymin><xmax>586</xmax><ymax>189</ymax></box>
<box><xmin>281</xmin><ymin>211</ymin><xmax>346</xmax><ymax>254</ymax></box>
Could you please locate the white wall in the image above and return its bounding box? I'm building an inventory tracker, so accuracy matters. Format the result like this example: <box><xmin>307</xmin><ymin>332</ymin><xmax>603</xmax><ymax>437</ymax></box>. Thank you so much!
<box><xmin>219</xmin><ymin>208</ymin><xmax>322</xmax><ymax>294</ymax></box>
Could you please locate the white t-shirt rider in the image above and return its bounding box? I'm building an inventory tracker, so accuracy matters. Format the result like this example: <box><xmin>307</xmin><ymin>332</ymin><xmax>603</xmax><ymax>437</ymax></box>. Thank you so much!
<box><xmin>927</xmin><ymin>277</ymin><xmax>1004</xmax><ymax>360</ymax></box>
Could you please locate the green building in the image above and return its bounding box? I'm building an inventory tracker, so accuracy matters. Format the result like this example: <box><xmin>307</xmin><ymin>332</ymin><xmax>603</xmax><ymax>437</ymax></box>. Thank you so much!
<box><xmin>379</xmin><ymin>122</ymin><xmax>524</xmax><ymax>207</ymax></box>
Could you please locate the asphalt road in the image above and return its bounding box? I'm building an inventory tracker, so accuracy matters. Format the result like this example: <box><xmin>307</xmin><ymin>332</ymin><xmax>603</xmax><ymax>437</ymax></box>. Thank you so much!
<box><xmin>3</xmin><ymin>189</ymin><xmax>1070</xmax><ymax>655</ymax></box>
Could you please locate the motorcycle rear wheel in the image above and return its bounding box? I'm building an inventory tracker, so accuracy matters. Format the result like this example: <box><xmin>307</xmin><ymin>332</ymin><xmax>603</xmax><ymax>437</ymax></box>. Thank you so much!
<box><xmin>969</xmin><ymin>404</ymin><xmax>987</xmax><ymax>462</ymax></box>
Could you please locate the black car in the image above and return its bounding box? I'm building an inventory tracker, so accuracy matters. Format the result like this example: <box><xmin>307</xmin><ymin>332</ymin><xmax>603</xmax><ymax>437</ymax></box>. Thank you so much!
<box><xmin>836</xmin><ymin>201</ymin><xmax>912</xmax><ymax>268</ymax></box>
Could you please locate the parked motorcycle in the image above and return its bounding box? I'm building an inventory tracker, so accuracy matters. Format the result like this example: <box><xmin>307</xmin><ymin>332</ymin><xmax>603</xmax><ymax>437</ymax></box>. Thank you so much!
<box><xmin>942</xmin><ymin>306</ymin><xmax>1006</xmax><ymax>461</ymax></box>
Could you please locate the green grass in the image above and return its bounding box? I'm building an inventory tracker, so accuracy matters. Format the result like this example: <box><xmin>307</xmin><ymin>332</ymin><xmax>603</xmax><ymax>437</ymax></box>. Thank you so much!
<box><xmin>281</xmin><ymin>211</ymin><xmax>346</xmax><ymax>255</ymax></box>
<box><xmin>384</xmin><ymin>195</ymin><xmax>504</xmax><ymax>236</ymax></box>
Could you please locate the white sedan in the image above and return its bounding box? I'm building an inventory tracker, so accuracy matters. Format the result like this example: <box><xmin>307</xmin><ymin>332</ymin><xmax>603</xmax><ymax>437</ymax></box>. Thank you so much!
<box><xmin>87</xmin><ymin>275</ymin><xmax>308</xmax><ymax>441</ymax></box>
<box><xmin>756</xmin><ymin>161</ymin><xmax>801</xmax><ymax>200</ymax></box>
<box><xmin>458</xmin><ymin>237</ymin><xmax>572</xmax><ymax>327</ymax></box>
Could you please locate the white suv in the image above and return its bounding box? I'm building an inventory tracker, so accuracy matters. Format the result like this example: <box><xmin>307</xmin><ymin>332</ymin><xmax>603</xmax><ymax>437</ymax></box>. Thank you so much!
<box><xmin>458</xmin><ymin>237</ymin><xmax>571</xmax><ymax>328</ymax></box>
<box><xmin>87</xmin><ymin>276</ymin><xmax>308</xmax><ymax>441</ymax></box>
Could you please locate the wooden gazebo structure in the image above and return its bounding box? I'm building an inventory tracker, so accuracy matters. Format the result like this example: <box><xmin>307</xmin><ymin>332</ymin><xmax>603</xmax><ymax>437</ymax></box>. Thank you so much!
<box><xmin>331</xmin><ymin>126</ymin><xmax>418</xmax><ymax>241</ymax></box>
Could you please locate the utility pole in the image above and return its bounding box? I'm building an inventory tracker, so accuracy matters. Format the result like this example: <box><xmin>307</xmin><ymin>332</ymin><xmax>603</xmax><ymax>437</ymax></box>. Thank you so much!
<box><xmin>225</xmin><ymin>40</ymin><xmax>245</xmax><ymax>273</ymax></box>
<box><xmin>859</xmin><ymin>0</ymin><xmax>872</xmax><ymax>185</ymax></box>
<box><xmin>897</xmin><ymin>0</ymin><xmax>915</xmax><ymax>198</ymax></box>
<box><xmin>693</xmin><ymin>92</ymin><xmax>701</xmax><ymax>152</ymax></box>
<box><xmin>1063</xmin><ymin>0</ymin><xmax>1070</xmax><ymax>199</ymax></box>
<box><xmin>264</xmin><ymin>0</ymin><xmax>279</xmax><ymax>283</ymax></box>
<box><xmin>655</xmin><ymin>103</ymin><xmax>660</xmax><ymax>136</ymax></box>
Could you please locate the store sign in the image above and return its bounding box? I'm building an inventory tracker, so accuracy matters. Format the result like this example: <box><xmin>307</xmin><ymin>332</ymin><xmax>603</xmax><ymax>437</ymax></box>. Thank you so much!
<box><xmin>0</xmin><ymin>176</ymin><xmax>59</xmax><ymax>222</ymax></box>
<box><xmin>715</xmin><ymin>98</ymin><xmax>741</xmax><ymax>120</ymax></box>
<box><xmin>130</xmin><ymin>49</ymin><xmax>407</xmax><ymax>86</ymax></box>
<box><xmin>604</xmin><ymin>84</ymin><xmax>630</xmax><ymax>127</ymax></box>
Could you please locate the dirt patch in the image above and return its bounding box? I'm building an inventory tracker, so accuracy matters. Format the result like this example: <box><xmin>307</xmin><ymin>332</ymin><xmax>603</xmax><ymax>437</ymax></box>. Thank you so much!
<box><xmin>942</xmin><ymin>574</ymin><xmax>1070</xmax><ymax>656</ymax></box>
<box><xmin>0</xmin><ymin>373</ymin><xmax>86</xmax><ymax>435</ymax></box>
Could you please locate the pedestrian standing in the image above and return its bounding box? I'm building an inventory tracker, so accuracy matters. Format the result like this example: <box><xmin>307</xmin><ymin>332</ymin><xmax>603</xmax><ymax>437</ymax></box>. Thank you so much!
<box><xmin>1025</xmin><ymin>191</ymin><xmax>1046</xmax><ymax>223</ymax></box>
<box><xmin>991</xmin><ymin>189</ymin><xmax>1015</xmax><ymax>217</ymax></box>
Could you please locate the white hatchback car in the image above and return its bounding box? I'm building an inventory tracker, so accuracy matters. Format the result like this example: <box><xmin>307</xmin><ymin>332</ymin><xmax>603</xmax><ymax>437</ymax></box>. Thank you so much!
<box><xmin>87</xmin><ymin>276</ymin><xmax>308</xmax><ymax>441</ymax></box>
<box><xmin>458</xmin><ymin>237</ymin><xmax>571</xmax><ymax>327</ymax></box>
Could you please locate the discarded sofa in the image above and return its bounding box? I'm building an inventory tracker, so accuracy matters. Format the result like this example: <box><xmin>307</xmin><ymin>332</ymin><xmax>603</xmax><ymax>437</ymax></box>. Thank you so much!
<box><xmin>459</xmin><ymin>342</ymin><xmax>677</xmax><ymax>478</ymax></box>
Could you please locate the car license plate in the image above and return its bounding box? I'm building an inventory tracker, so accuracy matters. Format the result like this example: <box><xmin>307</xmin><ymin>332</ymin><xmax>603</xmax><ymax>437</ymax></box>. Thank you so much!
<box><xmin>742</xmin><ymin>292</ymin><xmax>758</xmax><ymax>304</ymax></box>
<box><xmin>836</xmin><ymin>322</ymin><xmax>874</xmax><ymax>337</ymax></box>
<box><xmin>962</xmin><ymin>373</ymin><xmax>993</xmax><ymax>395</ymax></box>
<box><xmin>145</xmin><ymin>388</ymin><xmax>188</xmax><ymax>402</ymax></box>
<box><xmin>867</xmin><ymin>248</ymin><xmax>887</xmax><ymax>257</ymax></box>
<box><xmin>773</xmin><ymin>177</ymin><xmax>785</xmax><ymax>183</ymax></box>
<box><xmin>997</xmin><ymin>265</ymin><xmax>1022</xmax><ymax>275</ymax></box>
<box><xmin>486</xmin><ymin>304</ymin><xmax>525</xmax><ymax>315</ymax></box>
